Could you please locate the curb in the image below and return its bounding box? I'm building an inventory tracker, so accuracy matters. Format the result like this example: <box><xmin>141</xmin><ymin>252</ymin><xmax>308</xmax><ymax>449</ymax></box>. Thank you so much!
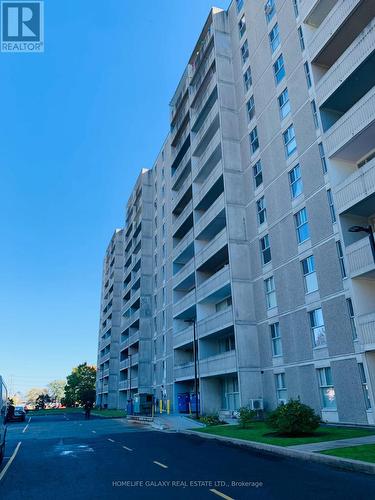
<box><xmin>180</xmin><ymin>430</ymin><xmax>375</xmax><ymax>475</ymax></box>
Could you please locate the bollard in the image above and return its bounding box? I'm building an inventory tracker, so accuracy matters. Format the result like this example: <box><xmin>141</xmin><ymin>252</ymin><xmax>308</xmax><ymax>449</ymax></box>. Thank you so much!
<box><xmin>159</xmin><ymin>399</ymin><xmax>162</xmax><ymax>414</ymax></box>
<box><xmin>167</xmin><ymin>399</ymin><xmax>170</xmax><ymax>415</ymax></box>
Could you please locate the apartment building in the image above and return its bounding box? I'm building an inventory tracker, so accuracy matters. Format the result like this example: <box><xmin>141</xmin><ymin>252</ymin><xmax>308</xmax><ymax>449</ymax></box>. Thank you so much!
<box><xmin>96</xmin><ymin>0</ymin><xmax>375</xmax><ymax>425</ymax></box>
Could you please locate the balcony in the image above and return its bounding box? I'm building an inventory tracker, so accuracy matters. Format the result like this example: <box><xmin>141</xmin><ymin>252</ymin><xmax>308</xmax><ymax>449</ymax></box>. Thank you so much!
<box><xmin>195</xmin><ymin>228</ymin><xmax>228</xmax><ymax>269</ymax></box>
<box><xmin>191</xmin><ymin>101</ymin><xmax>219</xmax><ymax>154</ymax></box>
<box><xmin>197</xmin><ymin>266</ymin><xmax>230</xmax><ymax>303</ymax></box>
<box><xmin>173</xmin><ymin>325</ymin><xmax>194</xmax><ymax>349</ymax></box>
<box><xmin>128</xmin><ymin>330</ymin><xmax>140</xmax><ymax>347</ymax></box>
<box><xmin>173</xmin><ymin>227</ymin><xmax>194</xmax><ymax>260</ymax></box>
<box><xmin>172</xmin><ymin>175</ymin><xmax>192</xmax><ymax>212</ymax></box>
<box><xmin>172</xmin><ymin>148</ymin><xmax>191</xmax><ymax>189</ymax></box>
<box><xmin>194</xmin><ymin>161</ymin><xmax>223</xmax><ymax>209</ymax></box>
<box><xmin>324</xmin><ymin>86</ymin><xmax>375</xmax><ymax>161</ymax></box>
<box><xmin>309</xmin><ymin>0</ymin><xmax>374</xmax><ymax>66</ymax></box>
<box><xmin>119</xmin><ymin>359</ymin><xmax>129</xmax><ymax>370</ymax></box>
<box><xmin>334</xmin><ymin>157</ymin><xmax>375</xmax><ymax>214</ymax></box>
<box><xmin>174</xmin><ymin>361</ymin><xmax>195</xmax><ymax>381</ymax></box>
<box><xmin>358</xmin><ymin>313</ymin><xmax>375</xmax><ymax>350</ymax></box>
<box><xmin>173</xmin><ymin>258</ymin><xmax>195</xmax><ymax>289</ymax></box>
<box><xmin>173</xmin><ymin>288</ymin><xmax>196</xmax><ymax>318</ymax></box>
<box><xmin>173</xmin><ymin>200</ymin><xmax>193</xmax><ymax>235</ymax></box>
<box><xmin>198</xmin><ymin>308</ymin><xmax>234</xmax><ymax>339</ymax></box>
<box><xmin>192</xmin><ymin>128</ymin><xmax>221</xmax><ymax>180</ymax></box>
<box><xmin>172</xmin><ymin>127</ymin><xmax>190</xmax><ymax>161</ymax></box>
<box><xmin>346</xmin><ymin>237</ymin><xmax>375</xmax><ymax>278</ymax></box>
<box><xmin>195</xmin><ymin>192</ymin><xmax>225</xmax><ymax>238</ymax></box>
<box><xmin>302</xmin><ymin>0</ymin><xmax>338</xmax><ymax>27</ymax></box>
<box><xmin>118</xmin><ymin>380</ymin><xmax>129</xmax><ymax>391</ymax></box>
<box><xmin>191</xmin><ymin>47</ymin><xmax>215</xmax><ymax>98</ymax></box>
<box><xmin>199</xmin><ymin>351</ymin><xmax>237</xmax><ymax>378</ymax></box>
<box><xmin>100</xmin><ymin>352</ymin><xmax>111</xmax><ymax>363</ymax></box>
<box><xmin>316</xmin><ymin>19</ymin><xmax>375</xmax><ymax>107</ymax></box>
<box><xmin>122</xmin><ymin>310</ymin><xmax>140</xmax><ymax>330</ymax></box>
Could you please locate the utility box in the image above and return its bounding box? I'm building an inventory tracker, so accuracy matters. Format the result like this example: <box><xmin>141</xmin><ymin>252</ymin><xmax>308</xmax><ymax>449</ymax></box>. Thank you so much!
<box><xmin>190</xmin><ymin>393</ymin><xmax>200</xmax><ymax>414</ymax></box>
<box><xmin>127</xmin><ymin>399</ymin><xmax>134</xmax><ymax>416</ymax></box>
<box><xmin>133</xmin><ymin>393</ymin><xmax>153</xmax><ymax>416</ymax></box>
<box><xmin>178</xmin><ymin>392</ymin><xmax>190</xmax><ymax>413</ymax></box>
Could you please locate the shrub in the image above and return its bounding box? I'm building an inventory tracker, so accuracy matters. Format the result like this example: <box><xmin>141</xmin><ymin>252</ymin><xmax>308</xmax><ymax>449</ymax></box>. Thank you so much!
<box><xmin>238</xmin><ymin>407</ymin><xmax>256</xmax><ymax>428</ymax></box>
<box><xmin>199</xmin><ymin>414</ymin><xmax>224</xmax><ymax>426</ymax></box>
<box><xmin>267</xmin><ymin>399</ymin><xmax>320</xmax><ymax>435</ymax></box>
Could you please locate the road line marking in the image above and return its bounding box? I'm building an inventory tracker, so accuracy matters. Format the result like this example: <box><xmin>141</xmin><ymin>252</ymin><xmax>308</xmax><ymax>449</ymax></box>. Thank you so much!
<box><xmin>153</xmin><ymin>461</ymin><xmax>168</xmax><ymax>469</ymax></box>
<box><xmin>122</xmin><ymin>446</ymin><xmax>133</xmax><ymax>451</ymax></box>
<box><xmin>0</xmin><ymin>442</ymin><xmax>22</xmax><ymax>482</ymax></box>
<box><xmin>108</xmin><ymin>438</ymin><xmax>115</xmax><ymax>443</ymax></box>
<box><xmin>92</xmin><ymin>431</ymin><xmax>96</xmax><ymax>434</ymax></box>
<box><xmin>22</xmin><ymin>424</ymin><xmax>29</xmax><ymax>433</ymax></box>
<box><xmin>28</xmin><ymin>417</ymin><xmax>31</xmax><ymax>423</ymax></box>
<box><xmin>209</xmin><ymin>489</ymin><xmax>234</xmax><ymax>500</ymax></box>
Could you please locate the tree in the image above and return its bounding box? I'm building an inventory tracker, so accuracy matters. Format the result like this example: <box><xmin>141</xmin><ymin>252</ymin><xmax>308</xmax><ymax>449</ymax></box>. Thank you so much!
<box><xmin>64</xmin><ymin>363</ymin><xmax>96</xmax><ymax>407</ymax></box>
<box><xmin>35</xmin><ymin>393</ymin><xmax>51</xmax><ymax>410</ymax></box>
<box><xmin>48</xmin><ymin>380</ymin><xmax>66</xmax><ymax>403</ymax></box>
<box><xmin>267</xmin><ymin>399</ymin><xmax>321</xmax><ymax>436</ymax></box>
<box><xmin>26</xmin><ymin>388</ymin><xmax>48</xmax><ymax>406</ymax></box>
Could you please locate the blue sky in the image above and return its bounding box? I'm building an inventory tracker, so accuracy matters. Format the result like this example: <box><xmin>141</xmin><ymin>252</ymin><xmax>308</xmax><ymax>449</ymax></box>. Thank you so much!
<box><xmin>0</xmin><ymin>0</ymin><xmax>229</xmax><ymax>395</ymax></box>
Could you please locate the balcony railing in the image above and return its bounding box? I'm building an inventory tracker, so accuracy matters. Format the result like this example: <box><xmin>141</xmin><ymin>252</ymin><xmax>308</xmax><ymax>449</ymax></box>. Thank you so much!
<box><xmin>191</xmin><ymin>74</ymin><xmax>217</xmax><ymax>123</ymax></box>
<box><xmin>195</xmin><ymin>192</ymin><xmax>225</xmax><ymax>237</ymax></box>
<box><xmin>197</xmin><ymin>266</ymin><xmax>230</xmax><ymax>302</ymax></box>
<box><xmin>173</xmin><ymin>258</ymin><xmax>195</xmax><ymax>289</ymax></box>
<box><xmin>173</xmin><ymin>227</ymin><xmax>194</xmax><ymax>260</ymax></box>
<box><xmin>324</xmin><ymin>86</ymin><xmax>375</xmax><ymax>159</ymax></box>
<box><xmin>173</xmin><ymin>325</ymin><xmax>194</xmax><ymax>349</ymax></box>
<box><xmin>194</xmin><ymin>160</ymin><xmax>223</xmax><ymax>209</ymax></box>
<box><xmin>199</xmin><ymin>350</ymin><xmax>237</xmax><ymax>378</ymax></box>
<box><xmin>358</xmin><ymin>312</ymin><xmax>375</xmax><ymax>350</ymax></box>
<box><xmin>198</xmin><ymin>308</ymin><xmax>234</xmax><ymax>339</ymax></box>
<box><xmin>195</xmin><ymin>228</ymin><xmax>227</xmax><ymax>269</ymax></box>
<box><xmin>172</xmin><ymin>175</ymin><xmax>192</xmax><ymax>212</ymax></box>
<box><xmin>173</xmin><ymin>288</ymin><xmax>196</xmax><ymax>318</ymax></box>
<box><xmin>191</xmin><ymin>101</ymin><xmax>220</xmax><ymax>154</ymax></box>
<box><xmin>346</xmin><ymin>237</ymin><xmax>375</xmax><ymax>278</ymax></box>
<box><xmin>192</xmin><ymin>128</ymin><xmax>221</xmax><ymax>180</ymax></box>
<box><xmin>173</xmin><ymin>200</ymin><xmax>193</xmax><ymax>234</ymax></box>
<box><xmin>334</xmin><ymin>157</ymin><xmax>375</xmax><ymax>214</ymax></box>
<box><xmin>172</xmin><ymin>148</ymin><xmax>191</xmax><ymax>187</ymax></box>
<box><xmin>174</xmin><ymin>361</ymin><xmax>195</xmax><ymax>381</ymax></box>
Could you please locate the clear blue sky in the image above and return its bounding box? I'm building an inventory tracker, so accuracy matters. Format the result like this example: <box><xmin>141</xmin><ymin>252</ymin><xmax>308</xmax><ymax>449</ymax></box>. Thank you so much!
<box><xmin>0</xmin><ymin>0</ymin><xmax>229</xmax><ymax>395</ymax></box>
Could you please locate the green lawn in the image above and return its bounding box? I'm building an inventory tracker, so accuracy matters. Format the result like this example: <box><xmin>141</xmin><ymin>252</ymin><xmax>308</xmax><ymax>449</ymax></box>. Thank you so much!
<box><xmin>320</xmin><ymin>444</ymin><xmax>375</xmax><ymax>463</ymax></box>
<box><xmin>91</xmin><ymin>409</ymin><xmax>126</xmax><ymax>418</ymax></box>
<box><xmin>27</xmin><ymin>407</ymin><xmax>83</xmax><ymax>416</ymax></box>
<box><xmin>195</xmin><ymin>423</ymin><xmax>375</xmax><ymax>447</ymax></box>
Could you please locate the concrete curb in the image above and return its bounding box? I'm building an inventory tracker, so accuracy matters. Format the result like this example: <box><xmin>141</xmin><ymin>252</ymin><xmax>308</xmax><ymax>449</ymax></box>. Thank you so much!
<box><xmin>180</xmin><ymin>430</ymin><xmax>375</xmax><ymax>475</ymax></box>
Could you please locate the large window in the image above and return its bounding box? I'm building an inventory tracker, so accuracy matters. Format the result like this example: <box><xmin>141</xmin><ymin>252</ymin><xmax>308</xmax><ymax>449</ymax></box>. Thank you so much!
<box><xmin>289</xmin><ymin>164</ymin><xmax>303</xmax><ymax>198</ymax></box>
<box><xmin>273</xmin><ymin>54</ymin><xmax>285</xmax><ymax>84</ymax></box>
<box><xmin>275</xmin><ymin>373</ymin><xmax>287</xmax><ymax>404</ymax></box>
<box><xmin>294</xmin><ymin>208</ymin><xmax>310</xmax><ymax>243</ymax></box>
<box><xmin>304</xmin><ymin>61</ymin><xmax>312</xmax><ymax>88</ymax></box>
<box><xmin>244</xmin><ymin>66</ymin><xmax>252</xmax><ymax>92</ymax></box>
<box><xmin>298</xmin><ymin>26</ymin><xmax>305</xmax><ymax>50</ymax></box>
<box><xmin>250</xmin><ymin>126</ymin><xmax>259</xmax><ymax>153</ymax></box>
<box><xmin>278</xmin><ymin>88</ymin><xmax>290</xmax><ymax>120</ymax></box>
<box><xmin>336</xmin><ymin>240</ymin><xmax>347</xmax><ymax>278</ymax></box>
<box><xmin>253</xmin><ymin>160</ymin><xmax>263</xmax><ymax>188</ymax></box>
<box><xmin>283</xmin><ymin>125</ymin><xmax>297</xmax><ymax>157</ymax></box>
<box><xmin>327</xmin><ymin>189</ymin><xmax>336</xmax><ymax>223</ymax></box>
<box><xmin>256</xmin><ymin>196</ymin><xmax>267</xmax><ymax>225</ymax></box>
<box><xmin>269</xmin><ymin>23</ymin><xmax>280</xmax><ymax>53</ymax></box>
<box><xmin>346</xmin><ymin>298</ymin><xmax>357</xmax><ymax>340</ymax></box>
<box><xmin>301</xmin><ymin>255</ymin><xmax>318</xmax><ymax>293</ymax></box>
<box><xmin>265</xmin><ymin>276</ymin><xmax>277</xmax><ymax>309</ymax></box>
<box><xmin>310</xmin><ymin>308</ymin><xmax>326</xmax><ymax>347</ymax></box>
<box><xmin>260</xmin><ymin>234</ymin><xmax>272</xmax><ymax>265</ymax></box>
<box><xmin>319</xmin><ymin>142</ymin><xmax>327</xmax><ymax>173</ymax></box>
<box><xmin>271</xmin><ymin>323</ymin><xmax>282</xmax><ymax>356</ymax></box>
<box><xmin>317</xmin><ymin>367</ymin><xmax>336</xmax><ymax>410</ymax></box>
<box><xmin>292</xmin><ymin>0</ymin><xmax>299</xmax><ymax>17</ymax></box>
<box><xmin>265</xmin><ymin>0</ymin><xmax>276</xmax><ymax>23</ymax></box>
<box><xmin>241</xmin><ymin>39</ymin><xmax>249</xmax><ymax>64</ymax></box>
<box><xmin>358</xmin><ymin>363</ymin><xmax>371</xmax><ymax>409</ymax></box>
<box><xmin>247</xmin><ymin>95</ymin><xmax>256</xmax><ymax>121</ymax></box>
<box><xmin>239</xmin><ymin>15</ymin><xmax>246</xmax><ymax>38</ymax></box>
<box><xmin>311</xmin><ymin>99</ymin><xmax>319</xmax><ymax>129</ymax></box>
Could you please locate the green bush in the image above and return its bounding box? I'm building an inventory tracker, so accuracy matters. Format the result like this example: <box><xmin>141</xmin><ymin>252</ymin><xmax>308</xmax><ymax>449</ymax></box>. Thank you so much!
<box><xmin>238</xmin><ymin>407</ymin><xmax>256</xmax><ymax>428</ymax></box>
<box><xmin>200</xmin><ymin>414</ymin><xmax>225</xmax><ymax>426</ymax></box>
<box><xmin>267</xmin><ymin>399</ymin><xmax>320</xmax><ymax>436</ymax></box>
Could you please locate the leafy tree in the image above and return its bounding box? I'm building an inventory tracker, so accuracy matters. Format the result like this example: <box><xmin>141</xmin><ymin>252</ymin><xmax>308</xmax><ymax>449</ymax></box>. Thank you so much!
<box><xmin>238</xmin><ymin>407</ymin><xmax>256</xmax><ymax>428</ymax></box>
<box><xmin>35</xmin><ymin>393</ymin><xmax>51</xmax><ymax>410</ymax></box>
<box><xmin>48</xmin><ymin>380</ymin><xmax>66</xmax><ymax>403</ymax></box>
<box><xmin>267</xmin><ymin>399</ymin><xmax>320</xmax><ymax>436</ymax></box>
<box><xmin>64</xmin><ymin>363</ymin><xmax>96</xmax><ymax>407</ymax></box>
<box><xmin>26</xmin><ymin>388</ymin><xmax>48</xmax><ymax>405</ymax></box>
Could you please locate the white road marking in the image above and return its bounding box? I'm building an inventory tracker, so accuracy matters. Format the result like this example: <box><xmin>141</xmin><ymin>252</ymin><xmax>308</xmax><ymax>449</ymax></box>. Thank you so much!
<box><xmin>122</xmin><ymin>446</ymin><xmax>133</xmax><ymax>451</ymax></box>
<box><xmin>108</xmin><ymin>438</ymin><xmax>115</xmax><ymax>443</ymax></box>
<box><xmin>153</xmin><ymin>460</ymin><xmax>168</xmax><ymax>469</ymax></box>
<box><xmin>209</xmin><ymin>489</ymin><xmax>234</xmax><ymax>500</ymax></box>
<box><xmin>22</xmin><ymin>424</ymin><xmax>29</xmax><ymax>433</ymax></box>
<box><xmin>0</xmin><ymin>442</ymin><xmax>22</xmax><ymax>482</ymax></box>
<box><xmin>92</xmin><ymin>430</ymin><xmax>96</xmax><ymax>434</ymax></box>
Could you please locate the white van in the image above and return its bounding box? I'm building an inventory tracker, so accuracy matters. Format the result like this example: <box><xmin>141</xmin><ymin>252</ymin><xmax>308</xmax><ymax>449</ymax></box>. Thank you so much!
<box><xmin>0</xmin><ymin>376</ymin><xmax>7</xmax><ymax>464</ymax></box>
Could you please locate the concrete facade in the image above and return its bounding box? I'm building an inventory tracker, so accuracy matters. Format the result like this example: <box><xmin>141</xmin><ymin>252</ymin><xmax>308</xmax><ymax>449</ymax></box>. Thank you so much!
<box><xmin>96</xmin><ymin>0</ymin><xmax>375</xmax><ymax>425</ymax></box>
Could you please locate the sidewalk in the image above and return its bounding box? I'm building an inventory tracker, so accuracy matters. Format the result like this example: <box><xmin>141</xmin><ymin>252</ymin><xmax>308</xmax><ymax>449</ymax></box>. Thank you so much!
<box><xmin>152</xmin><ymin>413</ymin><xmax>205</xmax><ymax>431</ymax></box>
<box><xmin>290</xmin><ymin>434</ymin><xmax>375</xmax><ymax>452</ymax></box>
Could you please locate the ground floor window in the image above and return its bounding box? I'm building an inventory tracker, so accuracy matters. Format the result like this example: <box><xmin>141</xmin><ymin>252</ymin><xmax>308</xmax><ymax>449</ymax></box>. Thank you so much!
<box><xmin>317</xmin><ymin>367</ymin><xmax>336</xmax><ymax>410</ymax></box>
<box><xmin>221</xmin><ymin>376</ymin><xmax>240</xmax><ymax>411</ymax></box>
<box><xmin>359</xmin><ymin>363</ymin><xmax>372</xmax><ymax>410</ymax></box>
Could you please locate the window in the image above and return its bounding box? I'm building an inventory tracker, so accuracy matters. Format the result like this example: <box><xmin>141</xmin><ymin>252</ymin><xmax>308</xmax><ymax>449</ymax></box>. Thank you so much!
<box><xmin>327</xmin><ymin>189</ymin><xmax>336</xmax><ymax>223</ymax></box>
<box><xmin>336</xmin><ymin>240</ymin><xmax>347</xmax><ymax>278</ymax></box>
<box><xmin>273</xmin><ymin>54</ymin><xmax>285</xmax><ymax>84</ymax></box>
<box><xmin>317</xmin><ymin>367</ymin><xmax>336</xmax><ymax>410</ymax></box>
<box><xmin>346</xmin><ymin>298</ymin><xmax>357</xmax><ymax>340</ymax></box>
<box><xmin>319</xmin><ymin>142</ymin><xmax>327</xmax><ymax>173</ymax></box>
<box><xmin>265</xmin><ymin>0</ymin><xmax>276</xmax><ymax>23</ymax></box>
<box><xmin>265</xmin><ymin>276</ymin><xmax>277</xmax><ymax>309</ymax></box>
<box><xmin>216</xmin><ymin>296</ymin><xmax>233</xmax><ymax>313</ymax></box>
<box><xmin>260</xmin><ymin>234</ymin><xmax>272</xmax><ymax>265</ymax></box>
<box><xmin>250</xmin><ymin>127</ymin><xmax>259</xmax><ymax>153</ymax></box>
<box><xmin>359</xmin><ymin>363</ymin><xmax>371</xmax><ymax>409</ymax></box>
<box><xmin>304</xmin><ymin>61</ymin><xmax>312</xmax><ymax>88</ymax></box>
<box><xmin>269</xmin><ymin>23</ymin><xmax>280</xmax><ymax>53</ymax></box>
<box><xmin>311</xmin><ymin>99</ymin><xmax>319</xmax><ymax>129</ymax></box>
<box><xmin>219</xmin><ymin>334</ymin><xmax>236</xmax><ymax>353</ymax></box>
<box><xmin>247</xmin><ymin>95</ymin><xmax>256</xmax><ymax>121</ymax></box>
<box><xmin>253</xmin><ymin>160</ymin><xmax>263</xmax><ymax>188</ymax></box>
<box><xmin>241</xmin><ymin>39</ymin><xmax>249</xmax><ymax>64</ymax></box>
<box><xmin>238</xmin><ymin>15</ymin><xmax>246</xmax><ymax>38</ymax></box>
<box><xmin>243</xmin><ymin>66</ymin><xmax>252</xmax><ymax>92</ymax></box>
<box><xmin>289</xmin><ymin>164</ymin><xmax>303</xmax><ymax>198</ymax></box>
<box><xmin>278</xmin><ymin>88</ymin><xmax>290</xmax><ymax>120</ymax></box>
<box><xmin>275</xmin><ymin>373</ymin><xmax>287</xmax><ymax>403</ymax></box>
<box><xmin>283</xmin><ymin>125</ymin><xmax>297</xmax><ymax>157</ymax></box>
<box><xmin>256</xmin><ymin>196</ymin><xmax>267</xmax><ymax>225</ymax></box>
<box><xmin>292</xmin><ymin>0</ymin><xmax>299</xmax><ymax>17</ymax></box>
<box><xmin>310</xmin><ymin>308</ymin><xmax>326</xmax><ymax>347</ymax></box>
<box><xmin>302</xmin><ymin>255</ymin><xmax>318</xmax><ymax>293</ymax></box>
<box><xmin>298</xmin><ymin>26</ymin><xmax>305</xmax><ymax>50</ymax></box>
<box><xmin>295</xmin><ymin>207</ymin><xmax>310</xmax><ymax>243</ymax></box>
<box><xmin>271</xmin><ymin>323</ymin><xmax>282</xmax><ymax>356</ymax></box>
<box><xmin>236</xmin><ymin>0</ymin><xmax>244</xmax><ymax>12</ymax></box>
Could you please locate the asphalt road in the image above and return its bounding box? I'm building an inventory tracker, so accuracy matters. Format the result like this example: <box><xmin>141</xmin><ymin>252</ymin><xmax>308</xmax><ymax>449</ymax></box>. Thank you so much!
<box><xmin>0</xmin><ymin>412</ymin><xmax>374</xmax><ymax>500</ymax></box>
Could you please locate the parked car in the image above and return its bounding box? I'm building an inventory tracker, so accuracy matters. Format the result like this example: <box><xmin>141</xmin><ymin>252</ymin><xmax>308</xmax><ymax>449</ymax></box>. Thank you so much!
<box><xmin>12</xmin><ymin>406</ymin><xmax>26</xmax><ymax>422</ymax></box>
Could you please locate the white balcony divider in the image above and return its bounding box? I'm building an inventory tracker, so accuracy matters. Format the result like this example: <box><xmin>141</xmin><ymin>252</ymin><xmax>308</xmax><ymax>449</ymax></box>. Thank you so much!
<box><xmin>346</xmin><ymin>237</ymin><xmax>375</xmax><ymax>278</ymax></box>
<box><xmin>335</xmin><ymin>157</ymin><xmax>375</xmax><ymax>213</ymax></box>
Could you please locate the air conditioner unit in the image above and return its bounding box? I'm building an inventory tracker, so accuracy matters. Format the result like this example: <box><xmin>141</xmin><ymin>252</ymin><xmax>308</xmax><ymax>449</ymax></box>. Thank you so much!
<box><xmin>249</xmin><ymin>399</ymin><xmax>264</xmax><ymax>411</ymax></box>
